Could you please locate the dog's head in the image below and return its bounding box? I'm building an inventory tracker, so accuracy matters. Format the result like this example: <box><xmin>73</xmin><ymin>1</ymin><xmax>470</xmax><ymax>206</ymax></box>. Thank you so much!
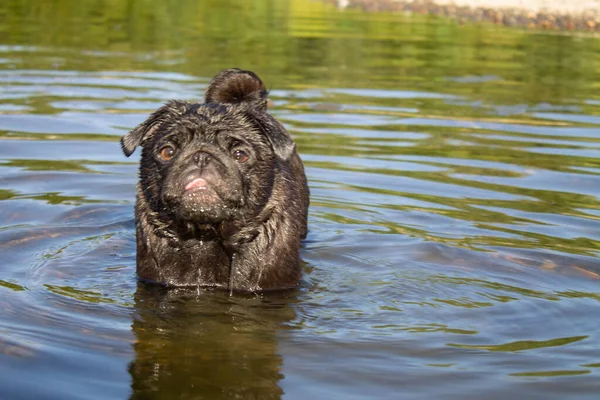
<box><xmin>121</xmin><ymin>69</ymin><xmax>295</xmax><ymax>229</ymax></box>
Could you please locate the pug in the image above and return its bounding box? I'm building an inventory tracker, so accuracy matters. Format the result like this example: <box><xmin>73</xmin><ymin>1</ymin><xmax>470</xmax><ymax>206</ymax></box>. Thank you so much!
<box><xmin>120</xmin><ymin>69</ymin><xmax>309</xmax><ymax>293</ymax></box>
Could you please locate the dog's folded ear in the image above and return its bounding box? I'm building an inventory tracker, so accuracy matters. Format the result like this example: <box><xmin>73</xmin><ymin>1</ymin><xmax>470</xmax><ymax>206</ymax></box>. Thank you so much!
<box><xmin>120</xmin><ymin>100</ymin><xmax>189</xmax><ymax>157</ymax></box>
<box><xmin>205</xmin><ymin>68</ymin><xmax>268</xmax><ymax>111</ymax></box>
<box><xmin>248</xmin><ymin>112</ymin><xmax>297</xmax><ymax>161</ymax></box>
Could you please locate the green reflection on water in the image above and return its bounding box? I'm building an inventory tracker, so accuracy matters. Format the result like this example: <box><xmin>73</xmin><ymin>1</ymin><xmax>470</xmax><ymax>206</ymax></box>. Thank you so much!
<box><xmin>0</xmin><ymin>132</ymin><xmax>122</xmax><ymax>142</ymax></box>
<box><xmin>448</xmin><ymin>335</ymin><xmax>588</xmax><ymax>352</ymax></box>
<box><xmin>2</xmin><ymin>0</ymin><xmax>599</xmax><ymax>105</ymax></box>
<box><xmin>0</xmin><ymin>280</ymin><xmax>28</xmax><ymax>292</ymax></box>
<box><xmin>18</xmin><ymin>192</ymin><xmax>118</xmax><ymax>206</ymax></box>
<box><xmin>4</xmin><ymin>159</ymin><xmax>101</xmax><ymax>173</ymax></box>
<box><xmin>44</xmin><ymin>284</ymin><xmax>118</xmax><ymax>304</ymax></box>
<box><xmin>511</xmin><ymin>370</ymin><xmax>591</xmax><ymax>377</ymax></box>
<box><xmin>0</xmin><ymin>189</ymin><xmax>16</xmax><ymax>201</ymax></box>
<box><xmin>402</xmin><ymin>324</ymin><xmax>478</xmax><ymax>335</ymax></box>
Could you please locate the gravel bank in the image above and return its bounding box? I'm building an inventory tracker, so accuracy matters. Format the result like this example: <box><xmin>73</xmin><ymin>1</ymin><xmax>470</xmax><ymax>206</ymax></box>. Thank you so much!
<box><xmin>329</xmin><ymin>0</ymin><xmax>600</xmax><ymax>32</ymax></box>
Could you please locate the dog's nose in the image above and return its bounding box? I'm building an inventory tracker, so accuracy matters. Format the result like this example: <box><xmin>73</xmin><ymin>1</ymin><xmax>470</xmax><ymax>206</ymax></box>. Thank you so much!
<box><xmin>193</xmin><ymin>151</ymin><xmax>212</xmax><ymax>168</ymax></box>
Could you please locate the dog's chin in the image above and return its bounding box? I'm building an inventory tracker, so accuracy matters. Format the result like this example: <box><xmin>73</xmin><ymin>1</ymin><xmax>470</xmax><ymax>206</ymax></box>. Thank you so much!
<box><xmin>172</xmin><ymin>189</ymin><xmax>236</xmax><ymax>225</ymax></box>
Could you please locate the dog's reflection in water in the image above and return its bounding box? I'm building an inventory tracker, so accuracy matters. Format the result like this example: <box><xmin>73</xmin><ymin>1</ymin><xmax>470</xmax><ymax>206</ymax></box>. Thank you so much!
<box><xmin>129</xmin><ymin>283</ymin><xmax>298</xmax><ymax>399</ymax></box>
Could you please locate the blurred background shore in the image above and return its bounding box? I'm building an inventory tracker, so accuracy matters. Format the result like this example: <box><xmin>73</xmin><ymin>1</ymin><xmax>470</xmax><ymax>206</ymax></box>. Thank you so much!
<box><xmin>328</xmin><ymin>0</ymin><xmax>600</xmax><ymax>31</ymax></box>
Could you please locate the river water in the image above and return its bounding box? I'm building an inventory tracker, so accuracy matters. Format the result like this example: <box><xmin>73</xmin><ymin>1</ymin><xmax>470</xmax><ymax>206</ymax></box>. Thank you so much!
<box><xmin>1</xmin><ymin>1</ymin><xmax>600</xmax><ymax>399</ymax></box>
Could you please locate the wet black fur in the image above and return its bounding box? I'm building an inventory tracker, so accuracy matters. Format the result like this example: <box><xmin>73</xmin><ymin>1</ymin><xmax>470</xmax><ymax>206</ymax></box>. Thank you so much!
<box><xmin>121</xmin><ymin>69</ymin><xmax>309</xmax><ymax>292</ymax></box>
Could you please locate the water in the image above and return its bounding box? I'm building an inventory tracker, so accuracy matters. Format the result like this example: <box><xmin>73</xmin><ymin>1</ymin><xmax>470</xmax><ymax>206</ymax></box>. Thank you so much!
<box><xmin>1</xmin><ymin>0</ymin><xmax>600</xmax><ymax>398</ymax></box>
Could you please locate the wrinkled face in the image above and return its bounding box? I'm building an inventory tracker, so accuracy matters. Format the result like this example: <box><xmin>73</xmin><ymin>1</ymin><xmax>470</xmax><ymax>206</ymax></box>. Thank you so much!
<box><xmin>139</xmin><ymin>106</ymin><xmax>276</xmax><ymax>226</ymax></box>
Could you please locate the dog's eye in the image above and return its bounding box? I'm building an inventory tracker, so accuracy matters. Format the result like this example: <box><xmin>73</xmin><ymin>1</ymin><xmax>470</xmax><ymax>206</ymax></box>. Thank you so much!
<box><xmin>233</xmin><ymin>149</ymin><xmax>249</xmax><ymax>163</ymax></box>
<box><xmin>160</xmin><ymin>146</ymin><xmax>176</xmax><ymax>161</ymax></box>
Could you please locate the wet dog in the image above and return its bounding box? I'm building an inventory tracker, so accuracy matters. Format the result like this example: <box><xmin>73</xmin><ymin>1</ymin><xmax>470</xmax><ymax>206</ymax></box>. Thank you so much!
<box><xmin>121</xmin><ymin>69</ymin><xmax>309</xmax><ymax>292</ymax></box>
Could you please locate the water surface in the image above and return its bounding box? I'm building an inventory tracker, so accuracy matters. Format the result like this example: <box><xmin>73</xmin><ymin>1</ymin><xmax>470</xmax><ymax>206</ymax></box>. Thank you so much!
<box><xmin>1</xmin><ymin>1</ymin><xmax>600</xmax><ymax>399</ymax></box>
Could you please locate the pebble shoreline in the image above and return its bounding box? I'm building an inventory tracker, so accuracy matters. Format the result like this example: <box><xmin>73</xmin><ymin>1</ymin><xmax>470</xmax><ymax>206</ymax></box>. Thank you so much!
<box><xmin>327</xmin><ymin>0</ymin><xmax>600</xmax><ymax>32</ymax></box>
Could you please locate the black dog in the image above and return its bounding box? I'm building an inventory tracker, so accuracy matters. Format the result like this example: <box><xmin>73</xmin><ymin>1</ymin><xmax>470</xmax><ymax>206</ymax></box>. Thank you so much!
<box><xmin>121</xmin><ymin>69</ymin><xmax>309</xmax><ymax>292</ymax></box>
